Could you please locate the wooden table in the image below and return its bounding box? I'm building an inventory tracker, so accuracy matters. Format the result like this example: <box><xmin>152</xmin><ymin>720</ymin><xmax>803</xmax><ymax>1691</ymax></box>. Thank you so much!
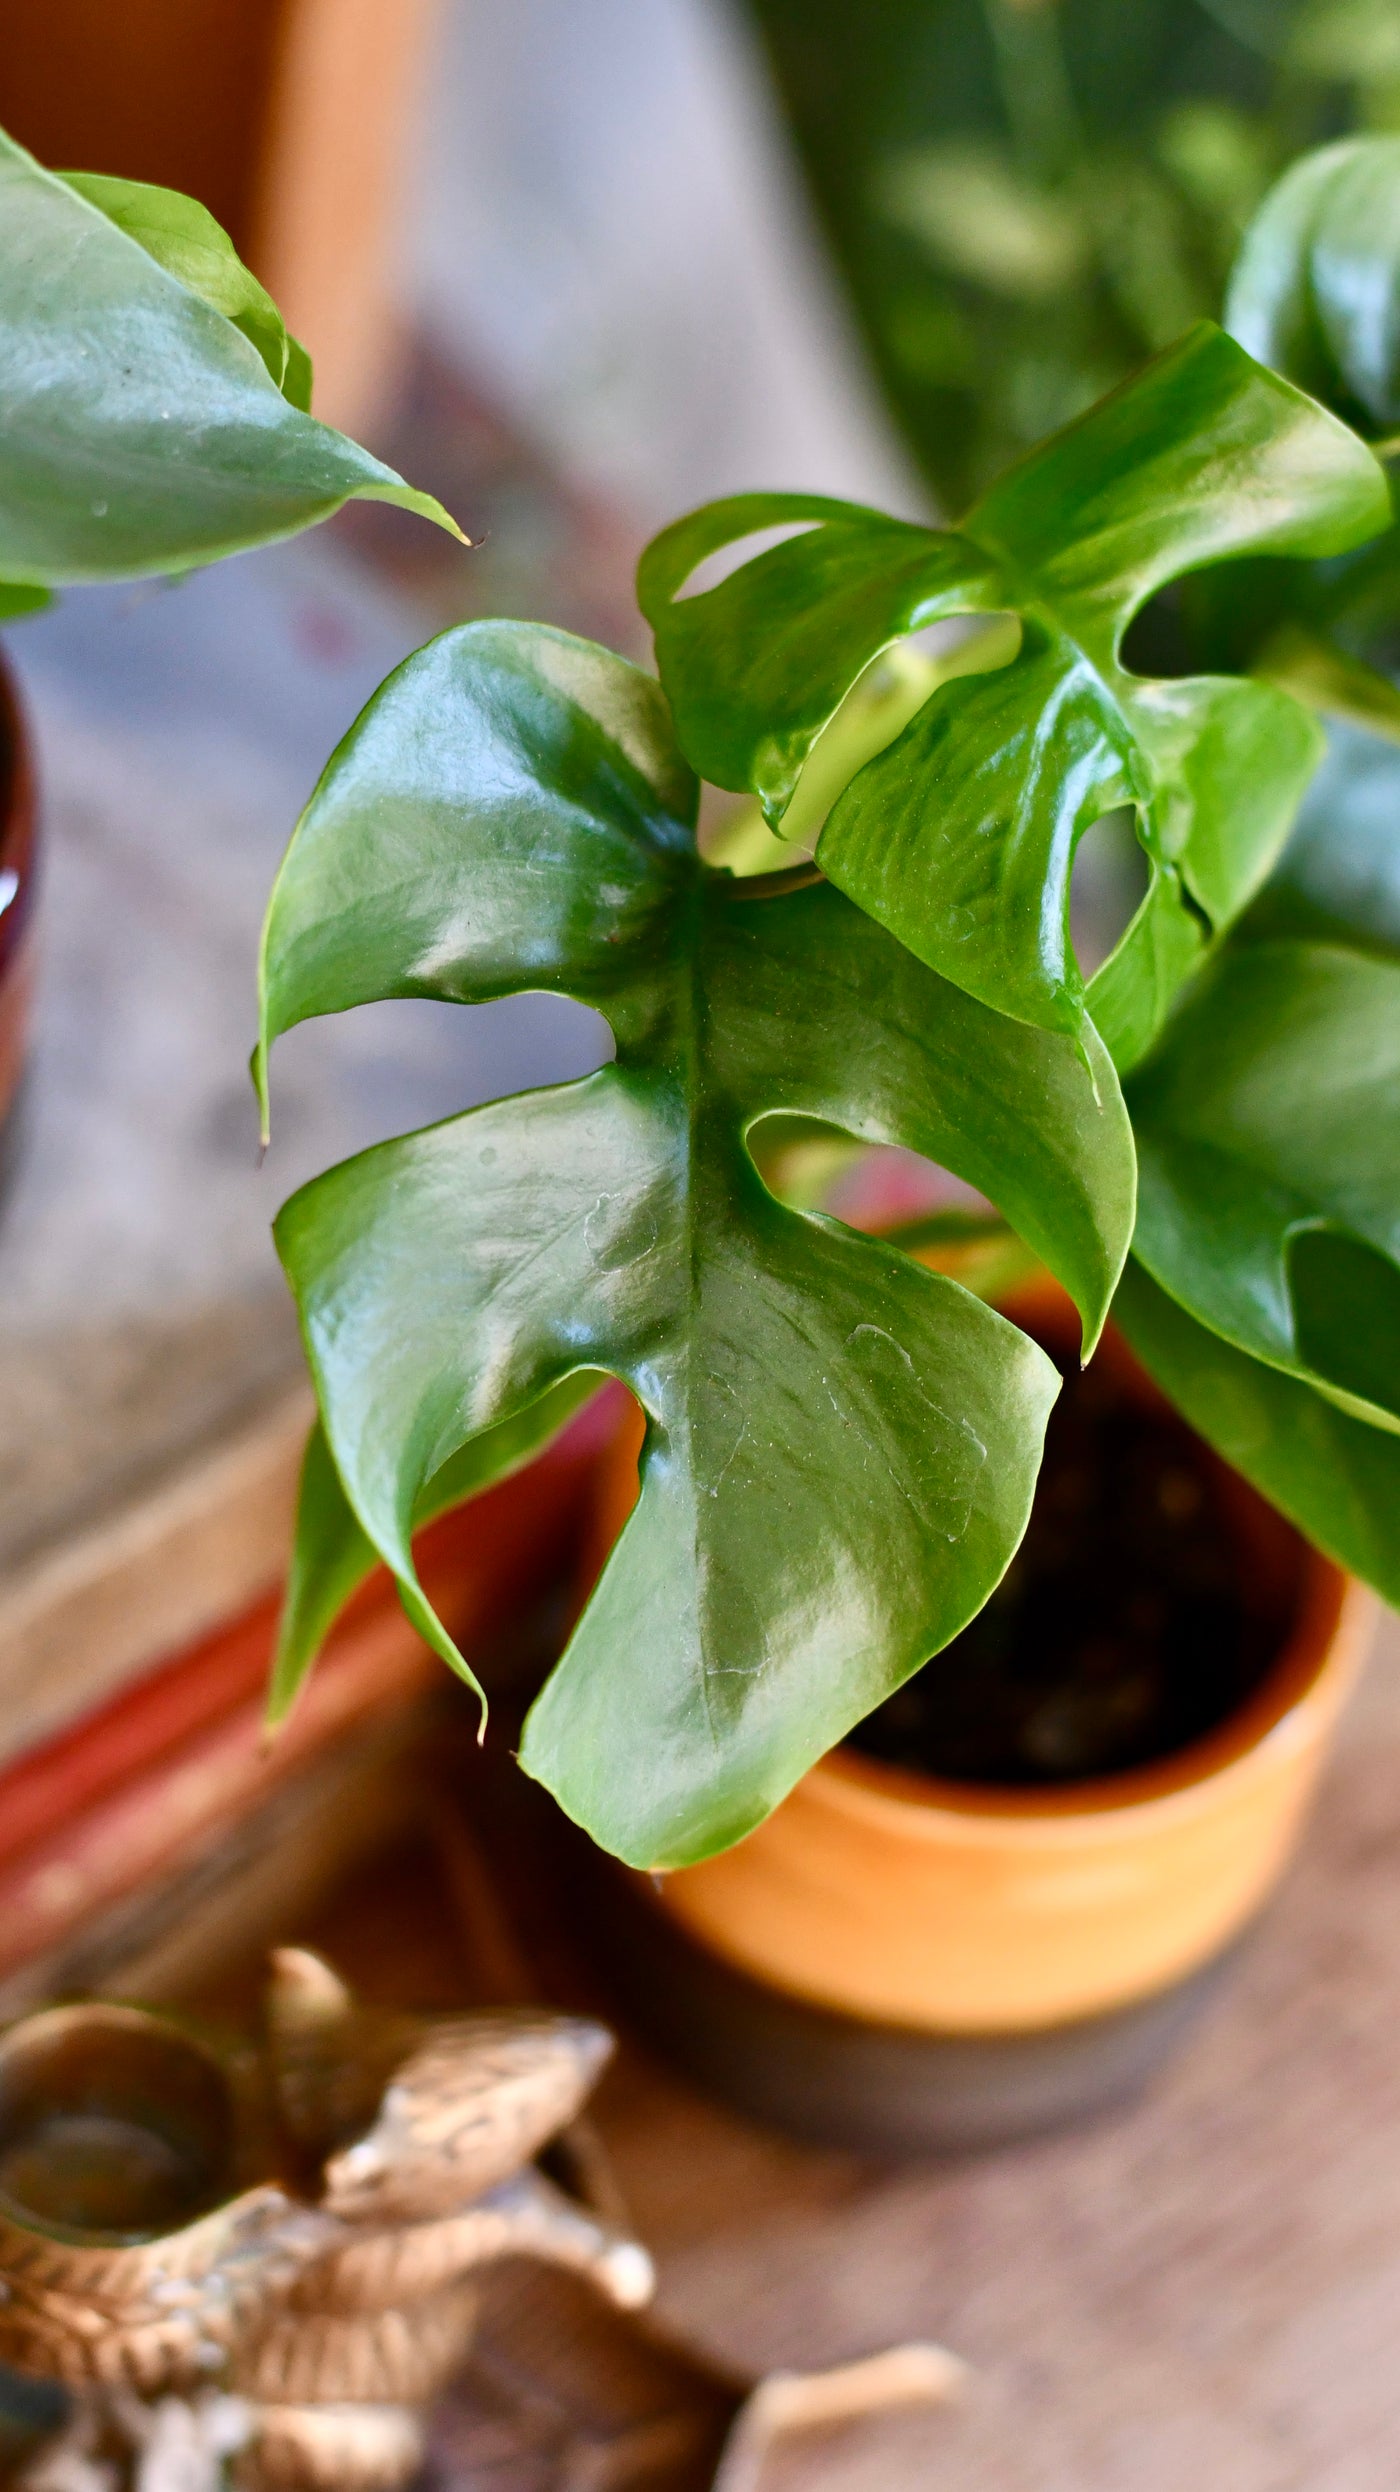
<box><xmin>590</xmin><ymin>1609</ymin><xmax>1400</xmax><ymax>2490</ymax></box>
<box><xmin>149</xmin><ymin>1609</ymin><xmax>1400</xmax><ymax>2491</ymax></box>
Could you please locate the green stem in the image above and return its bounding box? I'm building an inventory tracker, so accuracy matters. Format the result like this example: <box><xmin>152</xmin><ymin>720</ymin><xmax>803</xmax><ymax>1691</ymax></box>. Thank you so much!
<box><xmin>722</xmin><ymin>861</ymin><xmax>826</xmax><ymax>901</ymax></box>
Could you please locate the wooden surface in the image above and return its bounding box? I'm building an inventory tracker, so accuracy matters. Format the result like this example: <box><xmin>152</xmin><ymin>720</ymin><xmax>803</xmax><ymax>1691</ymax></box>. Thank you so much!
<box><xmin>0</xmin><ymin>532</ymin><xmax>608</xmax><ymax>1765</ymax></box>
<box><xmin>589</xmin><ymin>1608</ymin><xmax>1400</xmax><ymax>2491</ymax></box>
<box><xmin>126</xmin><ymin>1607</ymin><xmax>1400</xmax><ymax>2490</ymax></box>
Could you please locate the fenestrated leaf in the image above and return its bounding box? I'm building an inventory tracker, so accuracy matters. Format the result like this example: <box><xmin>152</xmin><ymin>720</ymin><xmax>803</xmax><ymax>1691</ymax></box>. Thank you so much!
<box><xmin>259</xmin><ymin>621</ymin><xmax>1138</xmax><ymax>1867</ymax></box>
<box><xmin>59</xmin><ymin>171</ymin><xmax>313</xmax><ymax>409</ymax></box>
<box><xmin>641</xmin><ymin>325</ymin><xmax>1383</xmax><ymax>1061</ymax></box>
<box><xmin>1114</xmin><ymin>1257</ymin><xmax>1400</xmax><ymax>1605</ymax></box>
<box><xmin>0</xmin><ymin>127</ymin><xmax>461</xmax><ymax>586</ymax></box>
<box><xmin>269</xmin><ymin>1376</ymin><xmax>601</xmax><ymax>1725</ymax></box>
<box><xmin>1128</xmin><ymin>936</ymin><xmax>1400</xmax><ymax>1430</ymax></box>
<box><xmin>639</xmin><ymin>497</ymin><xmax>1005</xmax><ymax>821</ymax></box>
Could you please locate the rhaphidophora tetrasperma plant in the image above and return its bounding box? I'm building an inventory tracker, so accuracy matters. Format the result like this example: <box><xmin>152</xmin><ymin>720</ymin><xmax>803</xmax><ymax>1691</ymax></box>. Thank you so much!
<box><xmin>258</xmin><ymin>138</ymin><xmax>1400</xmax><ymax>1872</ymax></box>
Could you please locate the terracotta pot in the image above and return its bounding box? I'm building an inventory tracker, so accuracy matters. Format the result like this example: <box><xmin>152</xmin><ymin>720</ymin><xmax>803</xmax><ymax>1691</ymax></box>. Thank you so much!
<box><xmin>656</xmin><ymin>1551</ymin><xmax>1369</xmax><ymax>2040</ymax></box>
<box><xmin>0</xmin><ymin>649</ymin><xmax>37</xmax><ymax>1210</ymax></box>
<box><xmin>580</xmin><ymin>1283</ymin><xmax>1375</xmax><ymax>2150</ymax></box>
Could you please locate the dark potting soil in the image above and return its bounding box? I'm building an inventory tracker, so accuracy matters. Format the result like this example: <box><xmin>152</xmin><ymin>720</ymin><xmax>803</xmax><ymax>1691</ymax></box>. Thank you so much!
<box><xmin>847</xmin><ymin>1337</ymin><xmax>1300</xmax><ymax>1787</ymax></box>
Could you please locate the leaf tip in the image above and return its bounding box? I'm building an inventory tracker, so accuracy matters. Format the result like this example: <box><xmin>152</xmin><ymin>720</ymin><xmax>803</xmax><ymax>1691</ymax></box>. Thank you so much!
<box><xmin>251</xmin><ymin>1030</ymin><xmax>272</xmax><ymax>1153</ymax></box>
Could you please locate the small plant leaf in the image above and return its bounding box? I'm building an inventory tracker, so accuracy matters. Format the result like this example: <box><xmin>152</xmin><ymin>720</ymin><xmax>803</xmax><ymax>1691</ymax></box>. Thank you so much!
<box><xmin>0</xmin><ymin>127</ymin><xmax>462</xmax><ymax>586</ymax></box>
<box><xmin>259</xmin><ymin>622</ymin><xmax>1138</xmax><ymax>1867</ymax></box>
<box><xmin>1249</xmin><ymin>717</ymin><xmax>1400</xmax><ymax>960</ymax></box>
<box><xmin>1226</xmin><ymin>135</ymin><xmax>1400</xmax><ymax>434</ymax></box>
<box><xmin>1128</xmin><ymin>936</ymin><xmax>1400</xmax><ymax>1430</ymax></box>
<box><xmin>1217</xmin><ymin>141</ymin><xmax>1400</xmax><ymax>968</ymax></box>
<box><xmin>1115</xmin><ymin>1257</ymin><xmax>1400</xmax><ymax>1605</ymax></box>
<box><xmin>269</xmin><ymin>1376</ymin><xmax>601</xmax><ymax>1725</ymax></box>
<box><xmin>641</xmin><ymin>325</ymin><xmax>1384</xmax><ymax>1062</ymax></box>
<box><xmin>58</xmin><ymin>171</ymin><xmax>313</xmax><ymax>408</ymax></box>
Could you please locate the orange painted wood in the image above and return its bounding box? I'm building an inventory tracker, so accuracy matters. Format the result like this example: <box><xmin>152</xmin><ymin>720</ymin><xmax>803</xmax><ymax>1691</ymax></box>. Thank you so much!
<box><xmin>0</xmin><ymin>0</ymin><xmax>439</xmax><ymax>434</ymax></box>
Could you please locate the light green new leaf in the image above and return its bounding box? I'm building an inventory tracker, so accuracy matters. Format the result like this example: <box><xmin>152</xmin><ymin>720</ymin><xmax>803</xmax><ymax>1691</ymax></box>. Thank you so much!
<box><xmin>259</xmin><ymin>621</ymin><xmax>1138</xmax><ymax>1867</ymax></box>
<box><xmin>1128</xmin><ymin>937</ymin><xmax>1400</xmax><ymax>1431</ymax></box>
<box><xmin>270</xmin><ymin>1376</ymin><xmax>601</xmax><ymax>1725</ymax></box>
<box><xmin>59</xmin><ymin>171</ymin><xmax>313</xmax><ymax>410</ymax></box>
<box><xmin>1115</xmin><ymin>1259</ymin><xmax>1400</xmax><ymax>1606</ymax></box>
<box><xmin>0</xmin><ymin>127</ymin><xmax>460</xmax><ymax>586</ymax></box>
<box><xmin>641</xmin><ymin>325</ymin><xmax>1384</xmax><ymax>1061</ymax></box>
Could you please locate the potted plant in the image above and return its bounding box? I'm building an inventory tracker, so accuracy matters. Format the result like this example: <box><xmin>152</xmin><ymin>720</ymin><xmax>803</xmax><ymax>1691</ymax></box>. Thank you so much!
<box><xmin>256</xmin><ymin>139</ymin><xmax>1400</xmax><ymax>2150</ymax></box>
<box><xmin>0</xmin><ymin>122</ymin><xmax>460</xmax><ymax>1201</ymax></box>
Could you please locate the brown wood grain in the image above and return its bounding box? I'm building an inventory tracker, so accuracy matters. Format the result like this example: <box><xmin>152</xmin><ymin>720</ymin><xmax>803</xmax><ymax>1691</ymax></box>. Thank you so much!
<box><xmin>101</xmin><ymin>1611</ymin><xmax>1400</xmax><ymax>2488</ymax></box>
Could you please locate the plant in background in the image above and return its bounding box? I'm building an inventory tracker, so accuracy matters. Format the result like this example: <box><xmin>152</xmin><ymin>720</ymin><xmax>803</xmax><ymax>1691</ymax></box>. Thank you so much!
<box><xmin>744</xmin><ymin>0</ymin><xmax>1397</xmax><ymax>514</ymax></box>
<box><xmin>0</xmin><ymin>126</ymin><xmax>458</xmax><ymax>611</ymax></box>
<box><xmin>258</xmin><ymin>140</ymin><xmax>1400</xmax><ymax>1879</ymax></box>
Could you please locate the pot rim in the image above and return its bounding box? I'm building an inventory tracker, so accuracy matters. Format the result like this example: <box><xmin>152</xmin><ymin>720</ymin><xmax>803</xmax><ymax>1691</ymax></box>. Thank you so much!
<box><xmin>0</xmin><ymin>2001</ymin><xmax>242</xmax><ymax>2248</ymax></box>
<box><xmin>817</xmin><ymin>1548</ymin><xmax>1368</xmax><ymax>1833</ymax></box>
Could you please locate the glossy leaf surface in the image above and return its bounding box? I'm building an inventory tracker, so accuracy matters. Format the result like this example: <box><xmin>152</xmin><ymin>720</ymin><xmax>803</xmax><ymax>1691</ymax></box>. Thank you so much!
<box><xmin>1218</xmin><ymin>141</ymin><xmax>1400</xmax><ymax>967</ymax></box>
<box><xmin>1115</xmin><ymin>1259</ymin><xmax>1400</xmax><ymax>1605</ymax></box>
<box><xmin>0</xmin><ymin>129</ymin><xmax>459</xmax><ymax>585</ymax></box>
<box><xmin>641</xmin><ymin>325</ymin><xmax>1384</xmax><ymax>1060</ymax></box>
<box><xmin>60</xmin><ymin>172</ymin><xmax>313</xmax><ymax>410</ymax></box>
<box><xmin>259</xmin><ymin>622</ymin><xmax>1140</xmax><ymax>1866</ymax></box>
<box><xmin>1128</xmin><ymin>938</ymin><xmax>1400</xmax><ymax>1430</ymax></box>
<box><xmin>1247</xmin><ymin>718</ymin><xmax>1400</xmax><ymax>961</ymax></box>
<box><xmin>270</xmin><ymin>1377</ymin><xmax>601</xmax><ymax>1724</ymax></box>
<box><xmin>1226</xmin><ymin>136</ymin><xmax>1400</xmax><ymax>434</ymax></box>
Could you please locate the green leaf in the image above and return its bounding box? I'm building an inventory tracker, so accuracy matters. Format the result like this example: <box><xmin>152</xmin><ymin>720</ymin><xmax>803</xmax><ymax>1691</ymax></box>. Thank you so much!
<box><xmin>269</xmin><ymin>1376</ymin><xmax>601</xmax><ymax>1725</ymax></box>
<box><xmin>641</xmin><ymin>326</ymin><xmax>1382</xmax><ymax>1056</ymax></box>
<box><xmin>1226</xmin><ymin>135</ymin><xmax>1400</xmax><ymax>434</ymax></box>
<box><xmin>1114</xmin><ymin>1257</ymin><xmax>1400</xmax><ymax>1605</ymax></box>
<box><xmin>1128</xmin><ymin>937</ymin><xmax>1400</xmax><ymax>1430</ymax></box>
<box><xmin>259</xmin><ymin>622</ymin><xmax>1140</xmax><ymax>1866</ymax></box>
<box><xmin>0</xmin><ymin>127</ymin><xmax>462</xmax><ymax>586</ymax></box>
<box><xmin>59</xmin><ymin>171</ymin><xmax>313</xmax><ymax>409</ymax></box>
<box><xmin>638</xmin><ymin>495</ymin><xmax>1006</xmax><ymax>822</ymax></box>
<box><xmin>0</xmin><ymin>581</ymin><xmax>50</xmax><ymax>622</ymax></box>
<box><xmin>1247</xmin><ymin>717</ymin><xmax>1400</xmax><ymax>959</ymax></box>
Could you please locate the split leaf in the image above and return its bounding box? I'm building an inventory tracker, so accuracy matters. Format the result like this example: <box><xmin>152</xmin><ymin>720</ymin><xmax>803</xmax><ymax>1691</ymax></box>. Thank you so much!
<box><xmin>0</xmin><ymin>127</ymin><xmax>460</xmax><ymax>588</ymax></box>
<box><xmin>259</xmin><ymin>622</ymin><xmax>1137</xmax><ymax>1867</ymax></box>
<box><xmin>641</xmin><ymin>325</ymin><xmax>1384</xmax><ymax>1062</ymax></box>
<box><xmin>270</xmin><ymin>1378</ymin><xmax>601</xmax><ymax>1726</ymax></box>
